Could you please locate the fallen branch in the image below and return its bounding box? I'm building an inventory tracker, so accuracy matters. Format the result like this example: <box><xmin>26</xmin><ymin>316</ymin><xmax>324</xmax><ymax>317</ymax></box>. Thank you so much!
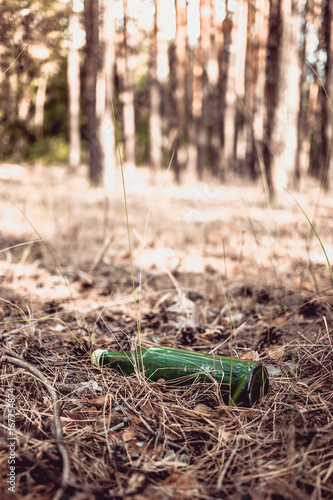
<box><xmin>1</xmin><ymin>354</ymin><xmax>71</xmax><ymax>500</ymax></box>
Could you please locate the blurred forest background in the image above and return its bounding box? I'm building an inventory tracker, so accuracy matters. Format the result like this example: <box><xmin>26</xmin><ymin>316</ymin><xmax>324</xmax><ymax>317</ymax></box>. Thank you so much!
<box><xmin>1</xmin><ymin>0</ymin><xmax>333</xmax><ymax>201</ymax></box>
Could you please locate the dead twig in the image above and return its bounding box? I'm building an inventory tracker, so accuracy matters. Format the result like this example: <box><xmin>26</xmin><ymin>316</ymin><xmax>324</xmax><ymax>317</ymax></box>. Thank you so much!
<box><xmin>1</xmin><ymin>354</ymin><xmax>71</xmax><ymax>500</ymax></box>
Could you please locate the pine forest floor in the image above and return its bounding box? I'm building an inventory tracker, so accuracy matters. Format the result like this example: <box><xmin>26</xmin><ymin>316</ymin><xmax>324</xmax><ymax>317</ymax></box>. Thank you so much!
<box><xmin>0</xmin><ymin>163</ymin><xmax>333</xmax><ymax>500</ymax></box>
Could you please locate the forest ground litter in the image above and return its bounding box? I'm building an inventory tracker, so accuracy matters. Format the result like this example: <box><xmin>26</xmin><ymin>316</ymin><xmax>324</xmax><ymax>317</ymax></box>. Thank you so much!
<box><xmin>0</xmin><ymin>164</ymin><xmax>332</xmax><ymax>499</ymax></box>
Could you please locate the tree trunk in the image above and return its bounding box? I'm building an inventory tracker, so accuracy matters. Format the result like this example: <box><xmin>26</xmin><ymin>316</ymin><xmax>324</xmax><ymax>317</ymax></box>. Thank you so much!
<box><xmin>84</xmin><ymin>0</ymin><xmax>102</xmax><ymax>185</ymax></box>
<box><xmin>244</xmin><ymin>0</ymin><xmax>258</xmax><ymax>179</ymax></box>
<box><xmin>264</xmin><ymin>0</ymin><xmax>301</xmax><ymax>203</ymax></box>
<box><xmin>213</xmin><ymin>8</ymin><xmax>227</xmax><ymax>180</ymax></box>
<box><xmin>170</xmin><ymin>0</ymin><xmax>188</xmax><ymax>181</ymax></box>
<box><xmin>34</xmin><ymin>66</ymin><xmax>49</xmax><ymax>137</ymax></box>
<box><xmin>97</xmin><ymin>0</ymin><xmax>116</xmax><ymax>191</ymax></box>
<box><xmin>253</xmin><ymin>0</ymin><xmax>270</xmax><ymax>183</ymax></box>
<box><xmin>294</xmin><ymin>0</ymin><xmax>308</xmax><ymax>189</ymax></box>
<box><xmin>67</xmin><ymin>0</ymin><xmax>81</xmax><ymax>168</ymax></box>
<box><xmin>222</xmin><ymin>9</ymin><xmax>234</xmax><ymax>171</ymax></box>
<box><xmin>263</xmin><ymin>0</ymin><xmax>280</xmax><ymax>201</ymax></box>
<box><xmin>305</xmin><ymin>81</ymin><xmax>319</xmax><ymax>175</ymax></box>
<box><xmin>327</xmin><ymin>0</ymin><xmax>333</xmax><ymax>188</ymax></box>
<box><xmin>149</xmin><ymin>0</ymin><xmax>163</xmax><ymax>176</ymax></box>
<box><xmin>122</xmin><ymin>0</ymin><xmax>136</xmax><ymax>171</ymax></box>
<box><xmin>320</xmin><ymin>0</ymin><xmax>333</xmax><ymax>190</ymax></box>
<box><xmin>223</xmin><ymin>1</ymin><xmax>247</xmax><ymax>172</ymax></box>
<box><xmin>206</xmin><ymin>0</ymin><xmax>223</xmax><ymax>177</ymax></box>
<box><xmin>188</xmin><ymin>0</ymin><xmax>205</xmax><ymax>180</ymax></box>
<box><xmin>233</xmin><ymin>0</ymin><xmax>248</xmax><ymax>170</ymax></box>
<box><xmin>115</xmin><ymin>23</ymin><xmax>125</xmax><ymax>140</ymax></box>
<box><xmin>175</xmin><ymin>0</ymin><xmax>187</xmax><ymax>140</ymax></box>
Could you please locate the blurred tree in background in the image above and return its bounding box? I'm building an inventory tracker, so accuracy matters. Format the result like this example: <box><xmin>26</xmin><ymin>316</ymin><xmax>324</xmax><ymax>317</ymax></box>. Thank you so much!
<box><xmin>0</xmin><ymin>0</ymin><xmax>69</xmax><ymax>162</ymax></box>
<box><xmin>68</xmin><ymin>0</ymin><xmax>81</xmax><ymax>168</ymax></box>
<box><xmin>1</xmin><ymin>0</ymin><xmax>333</xmax><ymax>198</ymax></box>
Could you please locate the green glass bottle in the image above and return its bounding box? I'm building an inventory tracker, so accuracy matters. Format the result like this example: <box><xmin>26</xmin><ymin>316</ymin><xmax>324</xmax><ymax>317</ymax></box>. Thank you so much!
<box><xmin>92</xmin><ymin>346</ymin><xmax>269</xmax><ymax>407</ymax></box>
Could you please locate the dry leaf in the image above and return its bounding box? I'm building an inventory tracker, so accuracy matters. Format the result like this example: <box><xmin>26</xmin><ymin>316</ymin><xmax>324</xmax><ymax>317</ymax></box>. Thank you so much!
<box><xmin>241</xmin><ymin>350</ymin><xmax>256</xmax><ymax>360</ymax></box>
<box><xmin>141</xmin><ymin>405</ymin><xmax>155</xmax><ymax>418</ymax></box>
<box><xmin>266</xmin><ymin>346</ymin><xmax>285</xmax><ymax>359</ymax></box>
<box><xmin>122</xmin><ymin>427</ymin><xmax>136</xmax><ymax>442</ymax></box>
<box><xmin>218</xmin><ymin>428</ymin><xmax>231</xmax><ymax>442</ymax></box>
<box><xmin>88</xmin><ymin>406</ymin><xmax>98</xmax><ymax>415</ymax></box>
<box><xmin>193</xmin><ymin>404</ymin><xmax>219</xmax><ymax>419</ymax></box>
<box><xmin>201</xmin><ymin>330</ymin><xmax>214</xmax><ymax>340</ymax></box>
<box><xmin>272</xmin><ymin>316</ymin><xmax>287</xmax><ymax>326</ymax></box>
<box><xmin>61</xmin><ymin>411</ymin><xmax>83</xmax><ymax>433</ymax></box>
<box><xmin>194</xmin><ymin>403</ymin><xmax>210</xmax><ymax>414</ymax></box>
<box><xmin>132</xmin><ymin>415</ymin><xmax>142</xmax><ymax>425</ymax></box>
<box><xmin>86</xmin><ymin>394</ymin><xmax>111</xmax><ymax>406</ymax></box>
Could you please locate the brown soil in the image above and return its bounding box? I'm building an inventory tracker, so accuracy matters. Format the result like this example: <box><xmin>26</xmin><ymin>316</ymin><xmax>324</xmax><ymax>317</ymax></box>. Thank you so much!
<box><xmin>0</xmin><ymin>164</ymin><xmax>332</xmax><ymax>500</ymax></box>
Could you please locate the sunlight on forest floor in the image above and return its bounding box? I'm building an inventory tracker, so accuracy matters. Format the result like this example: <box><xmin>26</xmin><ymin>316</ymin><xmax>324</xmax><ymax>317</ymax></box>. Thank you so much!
<box><xmin>1</xmin><ymin>161</ymin><xmax>332</xmax><ymax>327</ymax></box>
<box><xmin>1</xmin><ymin>162</ymin><xmax>332</xmax><ymax>273</ymax></box>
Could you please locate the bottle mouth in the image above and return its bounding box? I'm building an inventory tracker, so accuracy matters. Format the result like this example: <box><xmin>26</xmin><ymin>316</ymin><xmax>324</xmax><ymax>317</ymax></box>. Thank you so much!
<box><xmin>243</xmin><ymin>364</ymin><xmax>269</xmax><ymax>407</ymax></box>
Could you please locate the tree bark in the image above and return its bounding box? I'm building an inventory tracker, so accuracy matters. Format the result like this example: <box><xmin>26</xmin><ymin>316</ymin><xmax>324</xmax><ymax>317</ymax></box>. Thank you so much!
<box><xmin>244</xmin><ymin>0</ymin><xmax>258</xmax><ymax>179</ymax></box>
<box><xmin>84</xmin><ymin>0</ymin><xmax>102</xmax><ymax>185</ymax></box>
<box><xmin>149</xmin><ymin>0</ymin><xmax>163</xmax><ymax>175</ymax></box>
<box><xmin>213</xmin><ymin>8</ymin><xmax>227</xmax><ymax>180</ymax></box>
<box><xmin>188</xmin><ymin>0</ymin><xmax>205</xmax><ymax>180</ymax></box>
<box><xmin>320</xmin><ymin>0</ymin><xmax>333</xmax><ymax>190</ymax></box>
<box><xmin>34</xmin><ymin>66</ymin><xmax>49</xmax><ymax>137</ymax></box>
<box><xmin>122</xmin><ymin>0</ymin><xmax>136</xmax><ymax>171</ymax></box>
<box><xmin>223</xmin><ymin>0</ymin><xmax>247</xmax><ymax>173</ymax></box>
<box><xmin>253</xmin><ymin>0</ymin><xmax>269</xmax><ymax>179</ymax></box>
<box><xmin>67</xmin><ymin>0</ymin><xmax>81</xmax><ymax>168</ymax></box>
<box><xmin>206</xmin><ymin>0</ymin><xmax>223</xmax><ymax>177</ymax></box>
<box><xmin>170</xmin><ymin>0</ymin><xmax>188</xmax><ymax>181</ymax></box>
<box><xmin>97</xmin><ymin>0</ymin><xmax>116</xmax><ymax>191</ymax></box>
<box><xmin>264</xmin><ymin>0</ymin><xmax>301</xmax><ymax>203</ymax></box>
<box><xmin>294</xmin><ymin>0</ymin><xmax>308</xmax><ymax>189</ymax></box>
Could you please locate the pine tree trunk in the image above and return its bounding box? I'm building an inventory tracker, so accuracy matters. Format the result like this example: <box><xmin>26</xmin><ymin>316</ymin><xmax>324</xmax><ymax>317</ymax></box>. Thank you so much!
<box><xmin>188</xmin><ymin>0</ymin><xmax>205</xmax><ymax>180</ymax></box>
<box><xmin>175</xmin><ymin>0</ymin><xmax>187</xmax><ymax>139</ymax></box>
<box><xmin>328</xmin><ymin>0</ymin><xmax>333</xmax><ymax>188</ymax></box>
<box><xmin>97</xmin><ymin>0</ymin><xmax>116</xmax><ymax>190</ymax></box>
<box><xmin>244</xmin><ymin>0</ymin><xmax>258</xmax><ymax>179</ymax></box>
<box><xmin>233</xmin><ymin>0</ymin><xmax>247</xmax><ymax>170</ymax></box>
<box><xmin>214</xmin><ymin>15</ymin><xmax>226</xmax><ymax>180</ymax></box>
<box><xmin>84</xmin><ymin>0</ymin><xmax>102</xmax><ymax>185</ymax></box>
<box><xmin>149</xmin><ymin>0</ymin><xmax>163</xmax><ymax>176</ymax></box>
<box><xmin>223</xmin><ymin>2</ymin><xmax>238</xmax><ymax>172</ymax></box>
<box><xmin>320</xmin><ymin>0</ymin><xmax>332</xmax><ymax>190</ymax></box>
<box><xmin>253</xmin><ymin>0</ymin><xmax>269</xmax><ymax>182</ymax></box>
<box><xmin>34</xmin><ymin>66</ymin><xmax>49</xmax><ymax>137</ymax></box>
<box><xmin>206</xmin><ymin>0</ymin><xmax>223</xmax><ymax>177</ymax></box>
<box><xmin>264</xmin><ymin>0</ymin><xmax>301</xmax><ymax>203</ymax></box>
<box><xmin>122</xmin><ymin>0</ymin><xmax>136</xmax><ymax>171</ymax></box>
<box><xmin>170</xmin><ymin>0</ymin><xmax>188</xmax><ymax>181</ymax></box>
<box><xmin>67</xmin><ymin>0</ymin><xmax>81</xmax><ymax>168</ymax></box>
<box><xmin>294</xmin><ymin>0</ymin><xmax>308</xmax><ymax>189</ymax></box>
